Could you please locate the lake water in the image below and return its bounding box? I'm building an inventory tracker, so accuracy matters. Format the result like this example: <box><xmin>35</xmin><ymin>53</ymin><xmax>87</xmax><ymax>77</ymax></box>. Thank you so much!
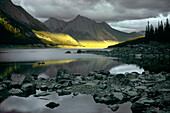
<box><xmin>0</xmin><ymin>48</ymin><xmax>160</xmax><ymax>113</ymax></box>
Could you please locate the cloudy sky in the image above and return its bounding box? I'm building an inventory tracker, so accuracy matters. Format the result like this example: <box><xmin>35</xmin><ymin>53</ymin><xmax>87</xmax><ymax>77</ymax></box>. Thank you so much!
<box><xmin>11</xmin><ymin>0</ymin><xmax>170</xmax><ymax>33</ymax></box>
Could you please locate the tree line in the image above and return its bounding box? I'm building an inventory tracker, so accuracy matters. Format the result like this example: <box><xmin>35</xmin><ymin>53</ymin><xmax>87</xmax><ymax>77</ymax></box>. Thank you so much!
<box><xmin>145</xmin><ymin>18</ymin><xmax>170</xmax><ymax>42</ymax></box>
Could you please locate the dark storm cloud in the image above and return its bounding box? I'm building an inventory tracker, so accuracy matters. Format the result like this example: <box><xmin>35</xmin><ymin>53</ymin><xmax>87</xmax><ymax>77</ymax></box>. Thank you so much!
<box><xmin>11</xmin><ymin>0</ymin><xmax>170</xmax><ymax>21</ymax></box>
<box><xmin>11</xmin><ymin>0</ymin><xmax>170</xmax><ymax>32</ymax></box>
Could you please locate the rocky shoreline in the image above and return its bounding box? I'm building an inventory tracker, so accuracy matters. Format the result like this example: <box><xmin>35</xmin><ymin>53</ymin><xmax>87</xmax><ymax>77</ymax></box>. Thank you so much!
<box><xmin>0</xmin><ymin>69</ymin><xmax>170</xmax><ymax>112</ymax></box>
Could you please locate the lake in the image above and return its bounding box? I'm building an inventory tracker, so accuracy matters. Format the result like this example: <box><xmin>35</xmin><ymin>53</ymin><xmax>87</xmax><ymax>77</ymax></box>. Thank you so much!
<box><xmin>1</xmin><ymin>48</ymin><xmax>168</xmax><ymax>113</ymax></box>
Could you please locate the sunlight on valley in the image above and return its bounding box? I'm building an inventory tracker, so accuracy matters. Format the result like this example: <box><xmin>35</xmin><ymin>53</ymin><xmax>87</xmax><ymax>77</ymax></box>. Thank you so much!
<box><xmin>33</xmin><ymin>30</ymin><xmax>119</xmax><ymax>49</ymax></box>
<box><xmin>32</xmin><ymin>30</ymin><xmax>81</xmax><ymax>46</ymax></box>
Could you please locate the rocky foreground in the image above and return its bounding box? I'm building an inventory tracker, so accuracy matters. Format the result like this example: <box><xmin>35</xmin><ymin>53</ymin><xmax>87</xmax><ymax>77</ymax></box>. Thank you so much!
<box><xmin>0</xmin><ymin>69</ymin><xmax>170</xmax><ymax>113</ymax></box>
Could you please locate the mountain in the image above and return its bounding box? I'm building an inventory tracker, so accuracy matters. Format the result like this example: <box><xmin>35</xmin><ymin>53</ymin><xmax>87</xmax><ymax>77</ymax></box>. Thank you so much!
<box><xmin>0</xmin><ymin>0</ymin><xmax>48</xmax><ymax>45</ymax></box>
<box><xmin>44</xmin><ymin>17</ymin><xmax>66</xmax><ymax>33</ymax></box>
<box><xmin>45</xmin><ymin>15</ymin><xmax>142</xmax><ymax>41</ymax></box>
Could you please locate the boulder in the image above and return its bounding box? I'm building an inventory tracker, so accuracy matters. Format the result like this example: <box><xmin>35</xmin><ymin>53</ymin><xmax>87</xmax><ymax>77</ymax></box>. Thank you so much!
<box><xmin>8</xmin><ymin>88</ymin><xmax>23</xmax><ymax>95</ymax></box>
<box><xmin>65</xmin><ymin>51</ymin><xmax>71</xmax><ymax>54</ymax></box>
<box><xmin>77</xmin><ymin>49</ymin><xmax>82</xmax><ymax>53</ymax></box>
<box><xmin>9</xmin><ymin>74</ymin><xmax>26</xmax><ymax>88</ymax></box>
<box><xmin>45</xmin><ymin>102</ymin><xmax>60</xmax><ymax>109</ymax></box>
<box><xmin>21</xmin><ymin>83</ymin><xmax>36</xmax><ymax>95</ymax></box>
<box><xmin>56</xmin><ymin>69</ymin><xmax>70</xmax><ymax>81</ymax></box>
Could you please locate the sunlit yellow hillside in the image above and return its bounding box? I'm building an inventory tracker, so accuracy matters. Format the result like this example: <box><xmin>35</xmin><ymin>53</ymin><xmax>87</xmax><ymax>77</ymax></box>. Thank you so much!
<box><xmin>33</xmin><ymin>30</ymin><xmax>119</xmax><ymax>48</ymax></box>
<box><xmin>78</xmin><ymin>40</ymin><xmax>119</xmax><ymax>49</ymax></box>
<box><xmin>33</xmin><ymin>30</ymin><xmax>81</xmax><ymax>46</ymax></box>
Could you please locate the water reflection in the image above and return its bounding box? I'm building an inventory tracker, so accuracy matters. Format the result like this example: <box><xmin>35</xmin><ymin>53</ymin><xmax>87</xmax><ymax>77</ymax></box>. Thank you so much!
<box><xmin>109</xmin><ymin>64</ymin><xmax>144</xmax><ymax>74</ymax></box>
<box><xmin>0</xmin><ymin>59</ymin><xmax>122</xmax><ymax>78</ymax></box>
<box><xmin>0</xmin><ymin>92</ymin><xmax>115</xmax><ymax>113</ymax></box>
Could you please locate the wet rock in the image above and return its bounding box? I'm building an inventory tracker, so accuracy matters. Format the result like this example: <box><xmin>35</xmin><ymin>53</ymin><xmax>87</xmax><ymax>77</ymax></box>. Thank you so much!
<box><xmin>21</xmin><ymin>83</ymin><xmax>36</xmax><ymax>95</ymax></box>
<box><xmin>57</xmin><ymin>89</ymin><xmax>71</xmax><ymax>96</ymax></box>
<box><xmin>131</xmin><ymin>97</ymin><xmax>156</xmax><ymax>112</ymax></box>
<box><xmin>40</xmin><ymin>85</ymin><xmax>48</xmax><ymax>91</ymax></box>
<box><xmin>73</xmin><ymin>92</ymin><xmax>79</xmax><ymax>96</ymax></box>
<box><xmin>108</xmin><ymin>104</ymin><xmax>119</xmax><ymax>111</ymax></box>
<box><xmin>0</xmin><ymin>86</ymin><xmax>4</xmax><ymax>91</ymax></box>
<box><xmin>88</xmin><ymin>72</ymin><xmax>96</xmax><ymax>76</ymax></box>
<box><xmin>59</xmin><ymin>80</ymin><xmax>72</xmax><ymax>87</ymax></box>
<box><xmin>24</xmin><ymin>75</ymin><xmax>34</xmax><ymax>83</ymax></box>
<box><xmin>34</xmin><ymin>91</ymin><xmax>50</xmax><ymax>97</ymax></box>
<box><xmin>31</xmin><ymin>74</ymin><xmax>38</xmax><ymax>80</ymax></box>
<box><xmin>95</xmin><ymin>70</ymin><xmax>110</xmax><ymax>76</ymax></box>
<box><xmin>45</xmin><ymin>102</ymin><xmax>60</xmax><ymax>109</ymax></box>
<box><xmin>94</xmin><ymin>74</ymin><xmax>103</xmax><ymax>80</ymax></box>
<box><xmin>93</xmin><ymin>95</ymin><xmax>112</xmax><ymax>104</ymax></box>
<box><xmin>77</xmin><ymin>49</ymin><xmax>82</xmax><ymax>53</ymax></box>
<box><xmin>8</xmin><ymin>88</ymin><xmax>23</xmax><ymax>95</ymax></box>
<box><xmin>65</xmin><ymin>51</ymin><xmax>71</xmax><ymax>54</ymax></box>
<box><xmin>2</xmin><ymin>80</ymin><xmax>11</xmax><ymax>87</ymax></box>
<box><xmin>112</xmin><ymin>92</ymin><xmax>124</xmax><ymax>100</ymax></box>
<box><xmin>56</xmin><ymin>69</ymin><xmax>70</xmax><ymax>81</ymax></box>
<box><xmin>9</xmin><ymin>74</ymin><xmax>26</xmax><ymax>88</ymax></box>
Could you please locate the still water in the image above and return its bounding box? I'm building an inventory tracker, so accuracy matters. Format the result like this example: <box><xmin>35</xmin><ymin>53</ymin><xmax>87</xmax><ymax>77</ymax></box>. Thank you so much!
<box><xmin>0</xmin><ymin>48</ymin><xmax>146</xmax><ymax>113</ymax></box>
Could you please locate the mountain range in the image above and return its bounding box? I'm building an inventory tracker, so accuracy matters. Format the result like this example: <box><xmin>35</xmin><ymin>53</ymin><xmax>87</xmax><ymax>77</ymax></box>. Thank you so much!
<box><xmin>0</xmin><ymin>0</ymin><xmax>144</xmax><ymax>47</ymax></box>
<box><xmin>44</xmin><ymin>15</ymin><xmax>142</xmax><ymax>41</ymax></box>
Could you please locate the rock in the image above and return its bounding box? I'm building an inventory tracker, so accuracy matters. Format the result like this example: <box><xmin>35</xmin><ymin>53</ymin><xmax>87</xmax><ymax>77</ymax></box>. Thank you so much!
<box><xmin>0</xmin><ymin>86</ymin><xmax>4</xmax><ymax>91</ymax></box>
<box><xmin>40</xmin><ymin>85</ymin><xmax>48</xmax><ymax>91</ymax></box>
<box><xmin>75</xmin><ymin>76</ymin><xmax>82</xmax><ymax>82</ymax></box>
<box><xmin>45</xmin><ymin>102</ymin><xmax>60</xmax><ymax>109</ymax></box>
<box><xmin>131</xmin><ymin>97</ymin><xmax>155</xmax><ymax>112</ymax></box>
<box><xmin>24</xmin><ymin>75</ymin><xmax>34</xmax><ymax>83</ymax></box>
<box><xmin>56</xmin><ymin>69</ymin><xmax>70</xmax><ymax>81</ymax></box>
<box><xmin>57</xmin><ymin>89</ymin><xmax>71</xmax><ymax>96</ymax></box>
<box><xmin>73</xmin><ymin>92</ymin><xmax>79</xmax><ymax>96</ymax></box>
<box><xmin>21</xmin><ymin>83</ymin><xmax>36</xmax><ymax>95</ymax></box>
<box><xmin>77</xmin><ymin>49</ymin><xmax>82</xmax><ymax>53</ymax></box>
<box><xmin>93</xmin><ymin>95</ymin><xmax>112</xmax><ymax>104</ymax></box>
<box><xmin>59</xmin><ymin>80</ymin><xmax>72</xmax><ymax>87</ymax></box>
<box><xmin>89</xmin><ymin>72</ymin><xmax>97</xmax><ymax>76</ymax></box>
<box><xmin>94</xmin><ymin>74</ymin><xmax>103</xmax><ymax>80</ymax></box>
<box><xmin>31</xmin><ymin>74</ymin><xmax>38</xmax><ymax>80</ymax></box>
<box><xmin>65</xmin><ymin>51</ymin><xmax>71</xmax><ymax>54</ymax></box>
<box><xmin>10</xmin><ymin>74</ymin><xmax>26</xmax><ymax>88</ymax></box>
<box><xmin>8</xmin><ymin>88</ymin><xmax>23</xmax><ymax>95</ymax></box>
<box><xmin>111</xmin><ymin>92</ymin><xmax>124</xmax><ymax>101</ymax></box>
<box><xmin>34</xmin><ymin>92</ymin><xmax>50</xmax><ymax>97</ymax></box>
<box><xmin>96</xmin><ymin>70</ymin><xmax>110</xmax><ymax>76</ymax></box>
<box><xmin>108</xmin><ymin>104</ymin><xmax>119</xmax><ymax>111</ymax></box>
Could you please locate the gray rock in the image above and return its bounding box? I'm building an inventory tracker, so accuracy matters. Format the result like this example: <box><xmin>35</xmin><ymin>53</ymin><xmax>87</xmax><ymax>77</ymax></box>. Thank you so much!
<box><xmin>0</xmin><ymin>86</ymin><xmax>4</xmax><ymax>91</ymax></box>
<box><xmin>111</xmin><ymin>92</ymin><xmax>124</xmax><ymax>100</ymax></box>
<box><xmin>59</xmin><ymin>80</ymin><xmax>72</xmax><ymax>87</ymax></box>
<box><xmin>10</xmin><ymin>74</ymin><xmax>26</xmax><ymax>88</ymax></box>
<box><xmin>57</xmin><ymin>89</ymin><xmax>71</xmax><ymax>96</ymax></box>
<box><xmin>94</xmin><ymin>74</ymin><xmax>103</xmax><ymax>80</ymax></box>
<box><xmin>21</xmin><ymin>83</ymin><xmax>36</xmax><ymax>95</ymax></box>
<box><xmin>108</xmin><ymin>104</ymin><xmax>119</xmax><ymax>111</ymax></box>
<box><xmin>34</xmin><ymin>92</ymin><xmax>50</xmax><ymax>97</ymax></box>
<box><xmin>40</xmin><ymin>85</ymin><xmax>48</xmax><ymax>91</ymax></box>
<box><xmin>9</xmin><ymin>88</ymin><xmax>23</xmax><ymax>95</ymax></box>
<box><xmin>45</xmin><ymin>102</ymin><xmax>60</xmax><ymax>109</ymax></box>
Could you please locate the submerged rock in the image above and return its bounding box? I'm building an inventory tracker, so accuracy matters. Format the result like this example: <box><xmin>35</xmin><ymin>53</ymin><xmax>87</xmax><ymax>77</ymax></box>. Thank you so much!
<box><xmin>45</xmin><ymin>102</ymin><xmax>60</xmax><ymax>109</ymax></box>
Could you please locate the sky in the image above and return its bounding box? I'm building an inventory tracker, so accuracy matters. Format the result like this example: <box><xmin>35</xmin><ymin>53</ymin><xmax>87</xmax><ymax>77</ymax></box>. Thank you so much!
<box><xmin>11</xmin><ymin>0</ymin><xmax>170</xmax><ymax>33</ymax></box>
